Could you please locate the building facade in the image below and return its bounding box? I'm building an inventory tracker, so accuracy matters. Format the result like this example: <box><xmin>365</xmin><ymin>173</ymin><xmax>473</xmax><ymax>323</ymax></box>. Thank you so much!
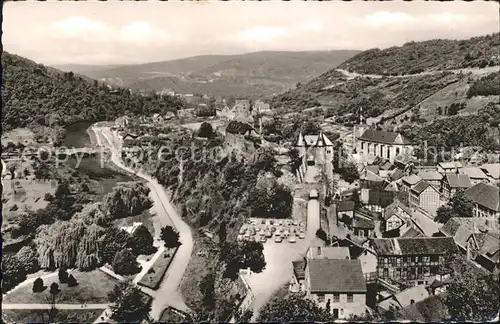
<box><xmin>305</xmin><ymin>259</ymin><xmax>367</xmax><ymax>319</ymax></box>
<box><xmin>296</xmin><ymin>132</ymin><xmax>334</xmax><ymax>175</ymax></box>
<box><xmin>371</xmin><ymin>237</ymin><xmax>458</xmax><ymax>285</ymax></box>
<box><xmin>464</xmin><ymin>182</ymin><xmax>500</xmax><ymax>219</ymax></box>
<box><xmin>409</xmin><ymin>181</ymin><xmax>441</xmax><ymax>214</ymax></box>
<box><xmin>356</xmin><ymin>129</ymin><xmax>412</xmax><ymax>163</ymax></box>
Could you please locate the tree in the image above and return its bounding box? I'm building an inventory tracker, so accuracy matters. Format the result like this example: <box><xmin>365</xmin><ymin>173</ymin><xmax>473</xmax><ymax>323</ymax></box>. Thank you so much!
<box><xmin>341</xmin><ymin>161</ymin><xmax>360</xmax><ymax>184</ymax></box>
<box><xmin>32</xmin><ymin>277</ymin><xmax>46</xmax><ymax>293</ymax></box>
<box><xmin>288</xmin><ymin>148</ymin><xmax>302</xmax><ymax>175</ymax></box>
<box><xmin>58</xmin><ymin>267</ymin><xmax>69</xmax><ymax>284</ymax></box>
<box><xmin>198</xmin><ymin>122</ymin><xmax>214</xmax><ymax>138</ymax></box>
<box><xmin>1</xmin><ymin>254</ymin><xmax>28</xmax><ymax>293</ymax></box>
<box><xmin>109</xmin><ymin>281</ymin><xmax>151</xmax><ymax>323</ymax></box>
<box><xmin>258</xmin><ymin>294</ymin><xmax>334</xmax><ymax>322</ymax></box>
<box><xmin>16</xmin><ymin>245</ymin><xmax>40</xmax><ymax>274</ymax></box>
<box><xmin>67</xmin><ymin>274</ymin><xmax>78</xmax><ymax>287</ymax></box>
<box><xmin>445</xmin><ymin>271</ymin><xmax>500</xmax><ymax>321</ymax></box>
<box><xmin>160</xmin><ymin>225</ymin><xmax>181</xmax><ymax>248</ymax></box>
<box><xmin>49</xmin><ymin>282</ymin><xmax>61</xmax><ymax>308</ymax></box>
<box><xmin>449</xmin><ymin>190</ymin><xmax>474</xmax><ymax>217</ymax></box>
<box><xmin>435</xmin><ymin>205</ymin><xmax>455</xmax><ymax>224</ymax></box>
<box><xmin>112</xmin><ymin>249</ymin><xmax>141</xmax><ymax>276</ymax></box>
<box><xmin>302</xmin><ymin>120</ymin><xmax>321</xmax><ymax>135</ymax></box>
<box><xmin>199</xmin><ymin>271</ymin><xmax>216</xmax><ymax>311</ymax></box>
<box><xmin>131</xmin><ymin>224</ymin><xmax>155</xmax><ymax>255</ymax></box>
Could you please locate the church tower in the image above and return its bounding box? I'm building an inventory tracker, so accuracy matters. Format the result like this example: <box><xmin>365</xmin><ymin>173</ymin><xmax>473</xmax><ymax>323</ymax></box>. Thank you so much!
<box><xmin>353</xmin><ymin>107</ymin><xmax>368</xmax><ymax>154</ymax></box>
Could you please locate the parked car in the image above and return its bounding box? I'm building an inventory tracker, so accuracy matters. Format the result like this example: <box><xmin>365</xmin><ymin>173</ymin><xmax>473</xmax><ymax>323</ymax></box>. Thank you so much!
<box><xmin>292</xmin><ymin>220</ymin><xmax>299</xmax><ymax>226</ymax></box>
<box><xmin>298</xmin><ymin>232</ymin><xmax>306</xmax><ymax>239</ymax></box>
<box><xmin>288</xmin><ymin>235</ymin><xmax>297</xmax><ymax>243</ymax></box>
<box><xmin>270</xmin><ymin>226</ymin><xmax>276</xmax><ymax>233</ymax></box>
<box><xmin>274</xmin><ymin>235</ymin><xmax>283</xmax><ymax>243</ymax></box>
<box><xmin>260</xmin><ymin>236</ymin><xmax>267</xmax><ymax>243</ymax></box>
<box><xmin>265</xmin><ymin>231</ymin><xmax>272</xmax><ymax>238</ymax></box>
<box><xmin>284</xmin><ymin>229</ymin><xmax>289</xmax><ymax>237</ymax></box>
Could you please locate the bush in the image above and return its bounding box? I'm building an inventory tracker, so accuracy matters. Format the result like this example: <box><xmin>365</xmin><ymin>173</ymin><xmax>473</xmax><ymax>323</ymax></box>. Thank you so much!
<box><xmin>131</xmin><ymin>224</ymin><xmax>156</xmax><ymax>256</ymax></box>
<box><xmin>316</xmin><ymin>228</ymin><xmax>329</xmax><ymax>243</ymax></box>
<box><xmin>198</xmin><ymin>122</ymin><xmax>214</xmax><ymax>138</ymax></box>
<box><xmin>112</xmin><ymin>249</ymin><xmax>141</xmax><ymax>276</ymax></box>
<box><xmin>160</xmin><ymin>226</ymin><xmax>181</xmax><ymax>249</ymax></box>
<box><xmin>58</xmin><ymin>267</ymin><xmax>69</xmax><ymax>284</ymax></box>
<box><xmin>32</xmin><ymin>277</ymin><xmax>46</xmax><ymax>292</ymax></box>
<box><xmin>67</xmin><ymin>274</ymin><xmax>79</xmax><ymax>287</ymax></box>
<box><xmin>16</xmin><ymin>245</ymin><xmax>40</xmax><ymax>274</ymax></box>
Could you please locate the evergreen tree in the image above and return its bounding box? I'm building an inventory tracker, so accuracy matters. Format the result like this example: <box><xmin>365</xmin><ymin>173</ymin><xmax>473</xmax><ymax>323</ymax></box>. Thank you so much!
<box><xmin>32</xmin><ymin>277</ymin><xmax>45</xmax><ymax>293</ymax></box>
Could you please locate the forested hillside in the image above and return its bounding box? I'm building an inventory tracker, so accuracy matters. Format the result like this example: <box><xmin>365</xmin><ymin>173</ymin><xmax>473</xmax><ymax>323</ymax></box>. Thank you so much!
<box><xmin>1</xmin><ymin>52</ymin><xmax>186</xmax><ymax>132</ymax></box>
<box><xmin>339</xmin><ymin>33</ymin><xmax>500</xmax><ymax>75</ymax></box>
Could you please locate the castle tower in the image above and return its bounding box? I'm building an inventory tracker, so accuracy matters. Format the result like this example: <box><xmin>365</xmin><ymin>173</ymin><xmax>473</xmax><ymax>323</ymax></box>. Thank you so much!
<box><xmin>315</xmin><ymin>132</ymin><xmax>326</xmax><ymax>165</ymax></box>
<box><xmin>296</xmin><ymin>131</ymin><xmax>306</xmax><ymax>157</ymax></box>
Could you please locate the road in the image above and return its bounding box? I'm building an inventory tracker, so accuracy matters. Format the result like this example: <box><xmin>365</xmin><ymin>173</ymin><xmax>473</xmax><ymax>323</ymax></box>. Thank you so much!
<box><xmin>94</xmin><ymin>126</ymin><xmax>194</xmax><ymax>321</ymax></box>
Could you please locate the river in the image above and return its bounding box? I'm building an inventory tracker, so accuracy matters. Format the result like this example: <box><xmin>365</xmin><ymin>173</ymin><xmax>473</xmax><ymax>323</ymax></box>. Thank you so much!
<box><xmin>63</xmin><ymin>121</ymin><xmax>133</xmax><ymax>195</ymax></box>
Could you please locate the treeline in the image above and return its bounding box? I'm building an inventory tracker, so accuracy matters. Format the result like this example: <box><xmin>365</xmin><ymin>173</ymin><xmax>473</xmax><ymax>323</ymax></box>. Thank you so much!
<box><xmin>1</xmin><ymin>52</ymin><xmax>186</xmax><ymax>131</ymax></box>
<box><xmin>339</xmin><ymin>33</ymin><xmax>500</xmax><ymax>75</ymax></box>
<box><xmin>467</xmin><ymin>72</ymin><xmax>500</xmax><ymax>98</ymax></box>
<box><xmin>400</xmin><ymin>102</ymin><xmax>500</xmax><ymax>150</ymax></box>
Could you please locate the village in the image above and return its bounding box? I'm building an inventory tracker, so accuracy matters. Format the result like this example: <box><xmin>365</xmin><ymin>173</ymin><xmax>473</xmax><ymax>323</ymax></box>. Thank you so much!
<box><xmin>103</xmin><ymin>92</ymin><xmax>499</xmax><ymax>321</ymax></box>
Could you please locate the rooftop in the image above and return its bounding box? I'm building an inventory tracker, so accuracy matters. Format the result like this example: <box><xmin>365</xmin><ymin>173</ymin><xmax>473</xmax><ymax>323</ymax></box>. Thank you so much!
<box><xmin>400</xmin><ymin>226</ymin><xmax>425</xmax><ymax>238</ymax></box>
<box><xmin>378</xmin><ymin>284</ymin><xmax>429</xmax><ymax>311</ymax></box>
<box><xmin>464</xmin><ymin>182</ymin><xmax>500</xmax><ymax>212</ymax></box>
<box><xmin>460</xmin><ymin>167</ymin><xmax>489</xmax><ymax>179</ymax></box>
<box><xmin>307</xmin><ymin>259</ymin><xmax>367</xmax><ymax>293</ymax></box>
<box><xmin>418</xmin><ymin>170</ymin><xmax>443</xmax><ymax>181</ymax></box>
<box><xmin>372</xmin><ymin>237</ymin><xmax>457</xmax><ymax>255</ymax></box>
<box><xmin>402</xmin><ymin>174</ymin><xmax>422</xmax><ymax>186</ymax></box>
<box><xmin>397</xmin><ymin>293</ymin><xmax>450</xmax><ymax>322</ymax></box>
<box><xmin>307</xmin><ymin>246</ymin><xmax>351</xmax><ymax>260</ymax></box>
<box><xmin>411</xmin><ymin>180</ymin><xmax>437</xmax><ymax>195</ymax></box>
<box><xmin>336</xmin><ymin>200</ymin><xmax>355</xmax><ymax>212</ymax></box>
<box><xmin>358</xmin><ymin>129</ymin><xmax>411</xmax><ymax>145</ymax></box>
<box><xmin>438</xmin><ymin>161</ymin><xmax>463</xmax><ymax>169</ymax></box>
<box><xmin>297</xmin><ymin>132</ymin><xmax>333</xmax><ymax>147</ymax></box>
<box><xmin>445</xmin><ymin>174</ymin><xmax>472</xmax><ymax>188</ymax></box>
<box><xmin>480</xmin><ymin>163</ymin><xmax>500</xmax><ymax>180</ymax></box>
<box><xmin>292</xmin><ymin>260</ymin><xmax>306</xmax><ymax>280</ymax></box>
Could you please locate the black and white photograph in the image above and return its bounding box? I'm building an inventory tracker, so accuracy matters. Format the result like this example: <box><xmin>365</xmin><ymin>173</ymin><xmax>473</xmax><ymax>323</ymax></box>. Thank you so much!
<box><xmin>1</xmin><ymin>0</ymin><xmax>499</xmax><ymax>323</ymax></box>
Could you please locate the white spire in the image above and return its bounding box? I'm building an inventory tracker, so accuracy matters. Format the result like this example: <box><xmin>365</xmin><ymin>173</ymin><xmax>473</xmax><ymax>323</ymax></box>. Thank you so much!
<box><xmin>297</xmin><ymin>132</ymin><xmax>305</xmax><ymax>147</ymax></box>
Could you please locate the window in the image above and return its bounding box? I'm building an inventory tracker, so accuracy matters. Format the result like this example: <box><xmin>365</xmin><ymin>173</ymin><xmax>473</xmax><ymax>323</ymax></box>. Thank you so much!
<box><xmin>383</xmin><ymin>268</ymin><xmax>389</xmax><ymax>278</ymax></box>
<box><xmin>333</xmin><ymin>293</ymin><xmax>340</xmax><ymax>302</ymax></box>
<box><xmin>317</xmin><ymin>294</ymin><xmax>325</xmax><ymax>302</ymax></box>
<box><xmin>327</xmin><ymin>150</ymin><xmax>331</xmax><ymax>154</ymax></box>
<box><xmin>347</xmin><ymin>294</ymin><xmax>354</xmax><ymax>303</ymax></box>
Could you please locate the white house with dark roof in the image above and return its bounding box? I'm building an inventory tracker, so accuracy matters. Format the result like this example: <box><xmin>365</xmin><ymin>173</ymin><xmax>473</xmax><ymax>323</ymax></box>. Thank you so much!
<box><xmin>409</xmin><ymin>181</ymin><xmax>441</xmax><ymax>215</ymax></box>
<box><xmin>417</xmin><ymin>170</ymin><xmax>443</xmax><ymax>188</ymax></box>
<box><xmin>401</xmin><ymin>174</ymin><xmax>422</xmax><ymax>194</ymax></box>
<box><xmin>305</xmin><ymin>259</ymin><xmax>367</xmax><ymax>319</ymax></box>
<box><xmin>440</xmin><ymin>174</ymin><xmax>472</xmax><ymax>199</ymax></box>
<box><xmin>464</xmin><ymin>182</ymin><xmax>500</xmax><ymax>219</ymax></box>
<box><xmin>437</xmin><ymin>161</ymin><xmax>463</xmax><ymax>174</ymax></box>
<box><xmin>383</xmin><ymin>200</ymin><xmax>413</xmax><ymax>233</ymax></box>
<box><xmin>356</xmin><ymin>129</ymin><xmax>412</xmax><ymax>163</ymax></box>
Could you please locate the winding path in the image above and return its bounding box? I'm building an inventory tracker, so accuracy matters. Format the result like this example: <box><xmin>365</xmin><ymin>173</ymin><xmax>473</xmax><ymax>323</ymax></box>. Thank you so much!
<box><xmin>94</xmin><ymin>126</ymin><xmax>194</xmax><ymax>321</ymax></box>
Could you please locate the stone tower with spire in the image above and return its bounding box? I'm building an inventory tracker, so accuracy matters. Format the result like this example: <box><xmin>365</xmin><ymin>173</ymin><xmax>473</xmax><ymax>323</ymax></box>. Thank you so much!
<box><xmin>353</xmin><ymin>107</ymin><xmax>369</xmax><ymax>153</ymax></box>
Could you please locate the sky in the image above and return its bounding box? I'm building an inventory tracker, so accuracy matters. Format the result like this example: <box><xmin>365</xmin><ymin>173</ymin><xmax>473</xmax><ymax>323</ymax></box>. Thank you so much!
<box><xmin>3</xmin><ymin>1</ymin><xmax>499</xmax><ymax>66</ymax></box>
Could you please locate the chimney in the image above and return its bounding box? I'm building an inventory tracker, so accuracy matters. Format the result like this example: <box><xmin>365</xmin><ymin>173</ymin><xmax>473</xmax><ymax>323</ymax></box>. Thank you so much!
<box><xmin>317</xmin><ymin>246</ymin><xmax>322</xmax><ymax>257</ymax></box>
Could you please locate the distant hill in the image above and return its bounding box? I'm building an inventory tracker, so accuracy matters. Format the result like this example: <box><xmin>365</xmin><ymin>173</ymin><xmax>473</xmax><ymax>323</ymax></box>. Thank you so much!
<box><xmin>1</xmin><ymin>52</ymin><xmax>186</xmax><ymax>132</ymax></box>
<box><xmin>339</xmin><ymin>33</ymin><xmax>500</xmax><ymax>76</ymax></box>
<box><xmin>59</xmin><ymin>50</ymin><xmax>360</xmax><ymax>98</ymax></box>
<box><xmin>269</xmin><ymin>33</ymin><xmax>500</xmax><ymax>151</ymax></box>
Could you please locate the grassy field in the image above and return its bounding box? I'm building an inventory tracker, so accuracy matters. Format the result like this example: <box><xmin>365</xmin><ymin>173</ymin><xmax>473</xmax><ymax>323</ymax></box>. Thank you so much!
<box><xmin>3</xmin><ymin>270</ymin><xmax>118</xmax><ymax>305</ymax></box>
<box><xmin>137</xmin><ymin>247</ymin><xmax>178</xmax><ymax>290</ymax></box>
<box><xmin>2</xmin><ymin>309</ymin><xmax>103</xmax><ymax>324</ymax></box>
<box><xmin>159</xmin><ymin>307</ymin><xmax>191</xmax><ymax>323</ymax></box>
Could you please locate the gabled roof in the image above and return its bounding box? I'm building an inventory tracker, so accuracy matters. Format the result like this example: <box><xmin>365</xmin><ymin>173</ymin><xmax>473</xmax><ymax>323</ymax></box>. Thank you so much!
<box><xmin>390</xmin><ymin>168</ymin><xmax>405</xmax><ymax>181</ymax></box>
<box><xmin>460</xmin><ymin>167</ymin><xmax>489</xmax><ymax>180</ymax></box>
<box><xmin>464</xmin><ymin>182</ymin><xmax>500</xmax><ymax>212</ymax></box>
<box><xmin>445</xmin><ymin>174</ymin><xmax>472</xmax><ymax>189</ymax></box>
<box><xmin>418</xmin><ymin>170</ymin><xmax>443</xmax><ymax>181</ymax></box>
<box><xmin>307</xmin><ymin>259</ymin><xmax>367</xmax><ymax>293</ymax></box>
<box><xmin>397</xmin><ymin>293</ymin><xmax>450</xmax><ymax>322</ymax></box>
<box><xmin>352</xmin><ymin>214</ymin><xmax>375</xmax><ymax>229</ymax></box>
<box><xmin>400</xmin><ymin>226</ymin><xmax>425</xmax><ymax>238</ymax></box>
<box><xmin>307</xmin><ymin>246</ymin><xmax>351</xmax><ymax>260</ymax></box>
<box><xmin>378</xmin><ymin>285</ymin><xmax>429</xmax><ymax>311</ymax></box>
<box><xmin>480</xmin><ymin>163</ymin><xmax>500</xmax><ymax>180</ymax></box>
<box><xmin>470</xmin><ymin>232</ymin><xmax>500</xmax><ymax>262</ymax></box>
<box><xmin>358</xmin><ymin>129</ymin><xmax>411</xmax><ymax>145</ymax></box>
<box><xmin>411</xmin><ymin>180</ymin><xmax>437</xmax><ymax>195</ymax></box>
<box><xmin>296</xmin><ymin>132</ymin><xmax>305</xmax><ymax>147</ymax></box>
<box><xmin>402</xmin><ymin>174</ymin><xmax>422</xmax><ymax>186</ymax></box>
<box><xmin>384</xmin><ymin>200</ymin><xmax>413</xmax><ymax>219</ymax></box>
<box><xmin>372</xmin><ymin>237</ymin><xmax>457</xmax><ymax>255</ymax></box>
<box><xmin>438</xmin><ymin>161</ymin><xmax>463</xmax><ymax>169</ymax></box>
<box><xmin>366</xmin><ymin>165</ymin><xmax>380</xmax><ymax>174</ymax></box>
